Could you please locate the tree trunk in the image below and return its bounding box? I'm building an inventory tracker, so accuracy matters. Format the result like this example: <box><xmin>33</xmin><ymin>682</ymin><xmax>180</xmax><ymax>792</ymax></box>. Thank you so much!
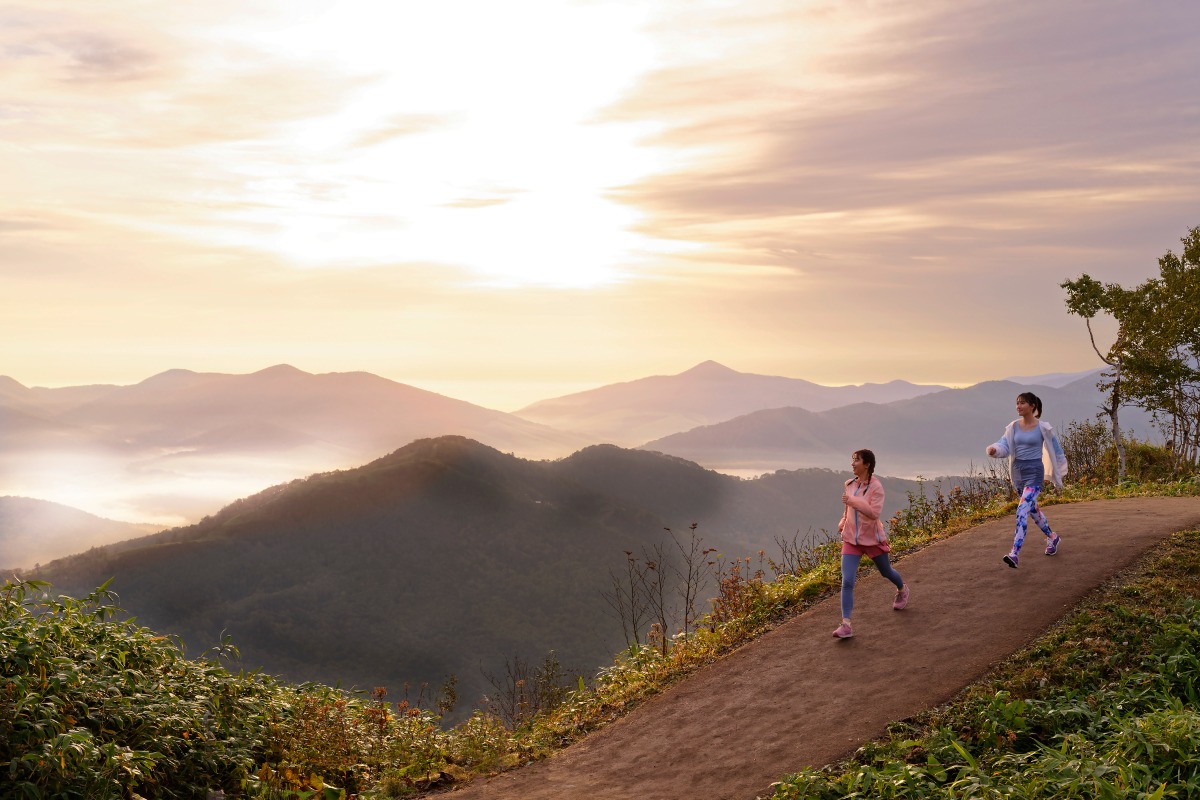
<box><xmin>1112</xmin><ymin>363</ymin><xmax>1127</xmax><ymax>480</ymax></box>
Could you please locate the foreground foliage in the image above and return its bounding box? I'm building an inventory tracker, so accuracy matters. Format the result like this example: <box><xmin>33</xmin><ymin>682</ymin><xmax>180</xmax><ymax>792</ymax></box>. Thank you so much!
<box><xmin>0</xmin><ymin>579</ymin><xmax>282</xmax><ymax>798</ymax></box>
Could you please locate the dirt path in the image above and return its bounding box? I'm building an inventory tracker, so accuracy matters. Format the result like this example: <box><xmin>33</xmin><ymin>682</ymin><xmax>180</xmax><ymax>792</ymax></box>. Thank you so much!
<box><xmin>442</xmin><ymin>496</ymin><xmax>1200</xmax><ymax>800</ymax></box>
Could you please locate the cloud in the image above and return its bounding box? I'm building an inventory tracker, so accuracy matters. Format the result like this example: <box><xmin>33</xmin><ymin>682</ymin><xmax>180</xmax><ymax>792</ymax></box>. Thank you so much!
<box><xmin>46</xmin><ymin>32</ymin><xmax>158</xmax><ymax>83</ymax></box>
<box><xmin>605</xmin><ymin>0</ymin><xmax>1200</xmax><ymax>283</ymax></box>
<box><xmin>0</xmin><ymin>3</ymin><xmax>368</xmax><ymax>149</ymax></box>
<box><xmin>443</xmin><ymin>196</ymin><xmax>517</xmax><ymax>209</ymax></box>
<box><xmin>350</xmin><ymin>114</ymin><xmax>459</xmax><ymax>148</ymax></box>
<box><xmin>0</xmin><ymin>5</ymin><xmax>162</xmax><ymax>82</ymax></box>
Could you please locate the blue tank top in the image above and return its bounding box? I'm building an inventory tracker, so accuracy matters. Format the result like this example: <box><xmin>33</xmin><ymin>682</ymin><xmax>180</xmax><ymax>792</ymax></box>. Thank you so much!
<box><xmin>1014</xmin><ymin>424</ymin><xmax>1044</xmax><ymax>461</ymax></box>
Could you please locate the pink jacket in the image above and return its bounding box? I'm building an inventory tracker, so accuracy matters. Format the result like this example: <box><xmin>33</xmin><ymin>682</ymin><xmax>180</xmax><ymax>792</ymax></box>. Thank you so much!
<box><xmin>838</xmin><ymin>476</ymin><xmax>888</xmax><ymax>547</ymax></box>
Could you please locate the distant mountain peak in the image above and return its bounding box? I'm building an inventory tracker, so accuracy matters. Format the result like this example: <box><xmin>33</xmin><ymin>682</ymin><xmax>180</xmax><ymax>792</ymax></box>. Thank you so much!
<box><xmin>252</xmin><ymin>364</ymin><xmax>309</xmax><ymax>377</ymax></box>
<box><xmin>135</xmin><ymin>368</ymin><xmax>201</xmax><ymax>389</ymax></box>
<box><xmin>145</xmin><ymin>368</ymin><xmax>197</xmax><ymax>379</ymax></box>
<box><xmin>0</xmin><ymin>375</ymin><xmax>28</xmax><ymax>393</ymax></box>
<box><xmin>1001</xmin><ymin>368</ymin><xmax>1103</xmax><ymax>389</ymax></box>
<box><xmin>679</xmin><ymin>361</ymin><xmax>739</xmax><ymax>378</ymax></box>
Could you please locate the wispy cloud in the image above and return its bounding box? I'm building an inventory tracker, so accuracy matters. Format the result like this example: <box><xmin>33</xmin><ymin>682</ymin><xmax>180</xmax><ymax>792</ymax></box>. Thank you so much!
<box><xmin>351</xmin><ymin>114</ymin><xmax>459</xmax><ymax>149</ymax></box>
<box><xmin>611</xmin><ymin>0</ymin><xmax>1199</xmax><ymax>283</ymax></box>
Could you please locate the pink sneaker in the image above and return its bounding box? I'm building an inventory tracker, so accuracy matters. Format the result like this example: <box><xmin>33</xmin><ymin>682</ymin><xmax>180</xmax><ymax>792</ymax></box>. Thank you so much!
<box><xmin>832</xmin><ymin>621</ymin><xmax>854</xmax><ymax>639</ymax></box>
<box><xmin>893</xmin><ymin>585</ymin><xmax>910</xmax><ymax>610</ymax></box>
<box><xmin>1045</xmin><ymin>534</ymin><xmax>1061</xmax><ymax>556</ymax></box>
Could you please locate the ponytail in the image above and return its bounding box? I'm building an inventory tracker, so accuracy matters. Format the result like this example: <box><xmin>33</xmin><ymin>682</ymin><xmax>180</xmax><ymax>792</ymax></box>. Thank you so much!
<box><xmin>1018</xmin><ymin>391</ymin><xmax>1043</xmax><ymax>418</ymax></box>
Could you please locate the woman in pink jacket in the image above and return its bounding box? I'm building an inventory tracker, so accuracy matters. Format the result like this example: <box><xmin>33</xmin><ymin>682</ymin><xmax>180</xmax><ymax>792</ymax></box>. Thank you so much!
<box><xmin>833</xmin><ymin>449</ymin><xmax>909</xmax><ymax>639</ymax></box>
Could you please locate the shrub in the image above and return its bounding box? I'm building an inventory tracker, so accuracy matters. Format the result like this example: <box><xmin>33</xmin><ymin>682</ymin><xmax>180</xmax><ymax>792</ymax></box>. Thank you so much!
<box><xmin>1102</xmin><ymin>440</ymin><xmax>1183</xmax><ymax>483</ymax></box>
<box><xmin>1</xmin><ymin>579</ymin><xmax>283</xmax><ymax>799</ymax></box>
<box><xmin>1060</xmin><ymin>418</ymin><xmax>1114</xmax><ymax>482</ymax></box>
<box><xmin>886</xmin><ymin>470</ymin><xmax>1011</xmax><ymax>543</ymax></box>
<box><xmin>1061</xmin><ymin>419</ymin><xmax>1194</xmax><ymax>484</ymax></box>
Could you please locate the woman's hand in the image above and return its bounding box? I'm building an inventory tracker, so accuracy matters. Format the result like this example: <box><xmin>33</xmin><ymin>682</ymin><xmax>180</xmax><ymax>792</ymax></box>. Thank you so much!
<box><xmin>987</xmin><ymin>445</ymin><xmax>998</xmax><ymax>456</ymax></box>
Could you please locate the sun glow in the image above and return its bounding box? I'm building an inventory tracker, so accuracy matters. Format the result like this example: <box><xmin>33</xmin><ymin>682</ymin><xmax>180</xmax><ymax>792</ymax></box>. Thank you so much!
<box><xmin>182</xmin><ymin>0</ymin><xmax>675</xmax><ymax>287</ymax></box>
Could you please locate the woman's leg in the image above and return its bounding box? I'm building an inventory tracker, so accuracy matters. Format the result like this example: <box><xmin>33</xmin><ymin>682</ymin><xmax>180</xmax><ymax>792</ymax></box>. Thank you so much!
<box><xmin>870</xmin><ymin>553</ymin><xmax>904</xmax><ymax>590</ymax></box>
<box><xmin>1029</xmin><ymin>495</ymin><xmax>1055</xmax><ymax>538</ymax></box>
<box><xmin>1012</xmin><ymin>484</ymin><xmax>1042</xmax><ymax>554</ymax></box>
<box><xmin>840</xmin><ymin>554</ymin><xmax>863</xmax><ymax>619</ymax></box>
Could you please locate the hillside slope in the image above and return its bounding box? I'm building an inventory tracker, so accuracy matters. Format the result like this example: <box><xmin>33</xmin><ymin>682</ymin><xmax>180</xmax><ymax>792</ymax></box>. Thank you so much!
<box><xmin>30</xmin><ymin>437</ymin><xmax>924</xmax><ymax>723</ymax></box>
<box><xmin>0</xmin><ymin>497</ymin><xmax>161</xmax><ymax>570</ymax></box>
<box><xmin>443</xmin><ymin>496</ymin><xmax>1200</xmax><ymax>800</ymax></box>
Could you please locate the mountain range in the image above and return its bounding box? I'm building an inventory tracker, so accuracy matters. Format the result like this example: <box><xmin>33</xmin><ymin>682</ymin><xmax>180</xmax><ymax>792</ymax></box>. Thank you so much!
<box><xmin>514</xmin><ymin>360</ymin><xmax>952</xmax><ymax>445</ymax></box>
<box><xmin>641</xmin><ymin>376</ymin><xmax>1153</xmax><ymax>478</ymax></box>
<box><xmin>2</xmin><ymin>361</ymin><xmax>1131</xmax><ymax>563</ymax></box>
<box><xmin>0</xmin><ymin>364</ymin><xmax>589</xmax><ymax>526</ymax></box>
<box><xmin>30</xmin><ymin>436</ymin><xmax>925</xmax><ymax>723</ymax></box>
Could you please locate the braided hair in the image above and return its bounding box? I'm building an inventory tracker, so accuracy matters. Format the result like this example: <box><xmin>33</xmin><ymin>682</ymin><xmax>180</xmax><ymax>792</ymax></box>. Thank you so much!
<box><xmin>853</xmin><ymin>448</ymin><xmax>876</xmax><ymax>487</ymax></box>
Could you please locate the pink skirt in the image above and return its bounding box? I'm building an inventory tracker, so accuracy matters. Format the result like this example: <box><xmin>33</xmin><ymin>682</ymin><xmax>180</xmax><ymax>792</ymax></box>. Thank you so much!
<box><xmin>842</xmin><ymin>541</ymin><xmax>890</xmax><ymax>557</ymax></box>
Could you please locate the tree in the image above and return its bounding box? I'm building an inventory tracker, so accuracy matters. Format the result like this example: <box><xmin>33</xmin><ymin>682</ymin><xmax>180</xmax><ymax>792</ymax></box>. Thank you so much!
<box><xmin>1060</xmin><ymin>274</ymin><xmax>1134</xmax><ymax>478</ymax></box>
<box><xmin>480</xmin><ymin>651</ymin><xmax>577</xmax><ymax>729</ymax></box>
<box><xmin>1062</xmin><ymin>225</ymin><xmax>1200</xmax><ymax>477</ymax></box>
<box><xmin>1123</xmin><ymin>227</ymin><xmax>1200</xmax><ymax>468</ymax></box>
<box><xmin>601</xmin><ymin>550</ymin><xmax>653</xmax><ymax>651</ymax></box>
<box><xmin>667</xmin><ymin>524</ymin><xmax>710</xmax><ymax>645</ymax></box>
<box><xmin>601</xmin><ymin>526</ymin><xmax>711</xmax><ymax>656</ymax></box>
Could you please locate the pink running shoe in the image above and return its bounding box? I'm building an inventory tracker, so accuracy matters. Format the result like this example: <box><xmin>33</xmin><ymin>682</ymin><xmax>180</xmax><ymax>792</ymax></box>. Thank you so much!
<box><xmin>832</xmin><ymin>621</ymin><xmax>854</xmax><ymax>639</ymax></box>
<box><xmin>1003</xmin><ymin>551</ymin><xmax>1019</xmax><ymax>569</ymax></box>
<box><xmin>1045</xmin><ymin>534</ymin><xmax>1061</xmax><ymax>556</ymax></box>
<box><xmin>893</xmin><ymin>585</ymin><xmax>910</xmax><ymax>610</ymax></box>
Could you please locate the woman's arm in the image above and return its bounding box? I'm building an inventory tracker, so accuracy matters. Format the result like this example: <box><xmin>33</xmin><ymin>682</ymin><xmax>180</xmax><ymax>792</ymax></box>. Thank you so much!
<box><xmin>1046</xmin><ymin>425</ymin><xmax>1069</xmax><ymax>483</ymax></box>
<box><xmin>842</xmin><ymin>480</ymin><xmax>884</xmax><ymax>520</ymax></box>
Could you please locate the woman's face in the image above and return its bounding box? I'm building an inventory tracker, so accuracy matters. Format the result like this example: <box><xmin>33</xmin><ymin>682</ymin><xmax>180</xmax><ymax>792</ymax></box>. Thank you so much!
<box><xmin>851</xmin><ymin>452</ymin><xmax>866</xmax><ymax>476</ymax></box>
<box><xmin>1016</xmin><ymin>396</ymin><xmax>1034</xmax><ymax>417</ymax></box>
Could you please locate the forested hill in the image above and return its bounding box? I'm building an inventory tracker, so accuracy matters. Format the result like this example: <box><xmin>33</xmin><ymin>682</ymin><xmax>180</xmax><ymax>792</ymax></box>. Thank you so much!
<box><xmin>32</xmin><ymin>436</ymin><xmax>924</xmax><ymax>721</ymax></box>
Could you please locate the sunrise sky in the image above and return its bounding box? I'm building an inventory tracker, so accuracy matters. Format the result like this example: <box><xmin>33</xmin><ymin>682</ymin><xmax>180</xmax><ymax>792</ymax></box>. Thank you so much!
<box><xmin>3</xmin><ymin>0</ymin><xmax>1198</xmax><ymax>411</ymax></box>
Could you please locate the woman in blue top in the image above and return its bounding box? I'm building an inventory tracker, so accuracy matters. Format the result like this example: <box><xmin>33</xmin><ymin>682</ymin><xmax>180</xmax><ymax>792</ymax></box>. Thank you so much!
<box><xmin>985</xmin><ymin>392</ymin><xmax>1068</xmax><ymax>568</ymax></box>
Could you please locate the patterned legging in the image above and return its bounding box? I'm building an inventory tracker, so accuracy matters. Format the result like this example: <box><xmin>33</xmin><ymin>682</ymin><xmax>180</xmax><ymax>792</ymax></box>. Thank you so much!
<box><xmin>1012</xmin><ymin>484</ymin><xmax>1055</xmax><ymax>554</ymax></box>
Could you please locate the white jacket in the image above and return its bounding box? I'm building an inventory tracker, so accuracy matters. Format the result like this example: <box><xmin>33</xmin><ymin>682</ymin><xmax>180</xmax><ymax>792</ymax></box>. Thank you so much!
<box><xmin>987</xmin><ymin>419</ymin><xmax>1069</xmax><ymax>489</ymax></box>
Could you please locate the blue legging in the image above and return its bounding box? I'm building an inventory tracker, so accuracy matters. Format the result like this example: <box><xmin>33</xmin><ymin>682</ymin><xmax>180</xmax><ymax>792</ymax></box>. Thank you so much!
<box><xmin>1012</xmin><ymin>484</ymin><xmax>1054</xmax><ymax>554</ymax></box>
<box><xmin>841</xmin><ymin>553</ymin><xmax>904</xmax><ymax>619</ymax></box>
